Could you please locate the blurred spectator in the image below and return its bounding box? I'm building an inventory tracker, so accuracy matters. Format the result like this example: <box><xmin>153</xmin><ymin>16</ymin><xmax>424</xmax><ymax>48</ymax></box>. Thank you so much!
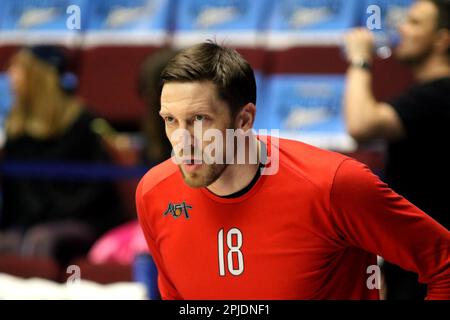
<box><xmin>0</xmin><ymin>45</ymin><xmax>127</xmax><ymax>265</ymax></box>
<box><xmin>88</xmin><ymin>221</ymin><xmax>147</xmax><ymax>265</ymax></box>
<box><xmin>86</xmin><ymin>48</ymin><xmax>178</xmax><ymax>267</ymax></box>
<box><xmin>344</xmin><ymin>0</ymin><xmax>450</xmax><ymax>299</ymax></box>
<box><xmin>137</xmin><ymin>48</ymin><xmax>178</xmax><ymax>164</ymax></box>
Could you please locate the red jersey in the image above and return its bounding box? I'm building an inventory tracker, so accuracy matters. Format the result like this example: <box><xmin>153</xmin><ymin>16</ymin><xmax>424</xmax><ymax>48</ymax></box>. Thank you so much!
<box><xmin>136</xmin><ymin>136</ymin><xmax>450</xmax><ymax>299</ymax></box>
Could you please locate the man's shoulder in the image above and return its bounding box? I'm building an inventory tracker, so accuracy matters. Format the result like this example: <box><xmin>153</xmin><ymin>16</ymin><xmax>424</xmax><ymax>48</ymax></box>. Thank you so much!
<box><xmin>277</xmin><ymin>137</ymin><xmax>350</xmax><ymax>188</ymax></box>
<box><xmin>279</xmin><ymin>137</ymin><xmax>349</xmax><ymax>168</ymax></box>
<box><xmin>137</xmin><ymin>158</ymin><xmax>180</xmax><ymax>197</ymax></box>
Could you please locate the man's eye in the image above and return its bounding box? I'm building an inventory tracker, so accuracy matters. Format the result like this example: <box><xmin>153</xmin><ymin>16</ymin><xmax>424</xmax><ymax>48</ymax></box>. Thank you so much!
<box><xmin>194</xmin><ymin>115</ymin><xmax>205</xmax><ymax>122</ymax></box>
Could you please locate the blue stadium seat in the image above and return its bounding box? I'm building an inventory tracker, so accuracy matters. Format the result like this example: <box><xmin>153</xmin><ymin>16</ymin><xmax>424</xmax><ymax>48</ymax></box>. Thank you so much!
<box><xmin>172</xmin><ymin>0</ymin><xmax>273</xmax><ymax>48</ymax></box>
<box><xmin>255</xmin><ymin>74</ymin><xmax>356</xmax><ymax>152</ymax></box>
<box><xmin>0</xmin><ymin>0</ymin><xmax>87</xmax><ymax>45</ymax></box>
<box><xmin>0</xmin><ymin>1</ymin><xmax>6</xmax><ymax>31</ymax></box>
<box><xmin>361</xmin><ymin>0</ymin><xmax>412</xmax><ymax>58</ymax></box>
<box><xmin>83</xmin><ymin>0</ymin><xmax>173</xmax><ymax>46</ymax></box>
<box><xmin>78</xmin><ymin>1</ymin><xmax>174</xmax><ymax>122</ymax></box>
<box><xmin>266</xmin><ymin>0</ymin><xmax>362</xmax><ymax>48</ymax></box>
<box><xmin>361</xmin><ymin>0</ymin><xmax>412</xmax><ymax>31</ymax></box>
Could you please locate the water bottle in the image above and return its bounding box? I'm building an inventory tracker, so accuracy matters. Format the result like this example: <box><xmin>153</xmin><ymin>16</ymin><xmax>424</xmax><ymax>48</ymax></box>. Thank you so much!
<box><xmin>133</xmin><ymin>253</ymin><xmax>161</xmax><ymax>300</ymax></box>
<box><xmin>373</xmin><ymin>30</ymin><xmax>401</xmax><ymax>60</ymax></box>
<box><xmin>341</xmin><ymin>29</ymin><xmax>401</xmax><ymax>61</ymax></box>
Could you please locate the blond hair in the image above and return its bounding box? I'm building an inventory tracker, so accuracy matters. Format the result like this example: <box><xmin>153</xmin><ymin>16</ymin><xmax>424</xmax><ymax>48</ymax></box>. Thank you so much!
<box><xmin>6</xmin><ymin>49</ymin><xmax>81</xmax><ymax>140</ymax></box>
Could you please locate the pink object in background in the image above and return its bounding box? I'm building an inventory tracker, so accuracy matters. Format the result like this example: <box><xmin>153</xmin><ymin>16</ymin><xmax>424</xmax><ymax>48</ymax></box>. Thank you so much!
<box><xmin>88</xmin><ymin>221</ymin><xmax>148</xmax><ymax>265</ymax></box>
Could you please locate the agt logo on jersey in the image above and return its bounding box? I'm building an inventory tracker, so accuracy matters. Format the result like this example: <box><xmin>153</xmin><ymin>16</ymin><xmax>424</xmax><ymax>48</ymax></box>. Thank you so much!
<box><xmin>163</xmin><ymin>201</ymin><xmax>192</xmax><ymax>219</ymax></box>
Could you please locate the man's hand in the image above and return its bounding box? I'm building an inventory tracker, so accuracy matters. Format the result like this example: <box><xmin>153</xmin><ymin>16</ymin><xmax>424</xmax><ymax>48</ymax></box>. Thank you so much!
<box><xmin>343</xmin><ymin>28</ymin><xmax>405</xmax><ymax>143</ymax></box>
<box><xmin>344</xmin><ymin>28</ymin><xmax>375</xmax><ymax>64</ymax></box>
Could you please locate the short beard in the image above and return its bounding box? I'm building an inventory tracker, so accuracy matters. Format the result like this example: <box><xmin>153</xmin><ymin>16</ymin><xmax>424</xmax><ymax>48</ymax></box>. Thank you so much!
<box><xmin>180</xmin><ymin>163</ymin><xmax>228</xmax><ymax>188</ymax></box>
<box><xmin>396</xmin><ymin>46</ymin><xmax>434</xmax><ymax>67</ymax></box>
<box><xmin>179</xmin><ymin>115</ymin><xmax>235</xmax><ymax>188</ymax></box>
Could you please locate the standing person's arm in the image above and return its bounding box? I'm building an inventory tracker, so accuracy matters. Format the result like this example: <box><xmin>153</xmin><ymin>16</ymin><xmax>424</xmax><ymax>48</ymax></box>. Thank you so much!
<box><xmin>330</xmin><ymin>158</ymin><xmax>450</xmax><ymax>300</ymax></box>
<box><xmin>343</xmin><ymin>28</ymin><xmax>405</xmax><ymax>142</ymax></box>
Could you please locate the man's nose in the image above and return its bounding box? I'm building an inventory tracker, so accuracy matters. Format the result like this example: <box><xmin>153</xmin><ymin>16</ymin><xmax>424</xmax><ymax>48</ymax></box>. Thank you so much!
<box><xmin>397</xmin><ymin>22</ymin><xmax>407</xmax><ymax>38</ymax></box>
<box><xmin>171</xmin><ymin>126</ymin><xmax>196</xmax><ymax>145</ymax></box>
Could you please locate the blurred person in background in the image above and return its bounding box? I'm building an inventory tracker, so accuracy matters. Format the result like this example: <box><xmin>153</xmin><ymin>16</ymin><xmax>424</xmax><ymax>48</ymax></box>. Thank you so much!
<box><xmin>86</xmin><ymin>48</ymin><xmax>179</xmax><ymax>267</ymax></box>
<box><xmin>137</xmin><ymin>48</ymin><xmax>178</xmax><ymax>165</ymax></box>
<box><xmin>0</xmin><ymin>45</ymin><xmax>126</xmax><ymax>265</ymax></box>
<box><xmin>344</xmin><ymin>0</ymin><xmax>450</xmax><ymax>299</ymax></box>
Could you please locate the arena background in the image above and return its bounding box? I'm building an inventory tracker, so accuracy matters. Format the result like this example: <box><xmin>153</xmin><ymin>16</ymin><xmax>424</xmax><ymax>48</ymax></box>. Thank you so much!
<box><xmin>0</xmin><ymin>0</ymin><xmax>414</xmax><ymax>299</ymax></box>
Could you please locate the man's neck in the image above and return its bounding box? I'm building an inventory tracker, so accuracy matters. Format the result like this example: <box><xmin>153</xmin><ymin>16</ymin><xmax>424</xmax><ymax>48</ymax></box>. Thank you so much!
<box><xmin>412</xmin><ymin>54</ymin><xmax>450</xmax><ymax>83</ymax></box>
<box><xmin>206</xmin><ymin>136</ymin><xmax>261</xmax><ymax>197</ymax></box>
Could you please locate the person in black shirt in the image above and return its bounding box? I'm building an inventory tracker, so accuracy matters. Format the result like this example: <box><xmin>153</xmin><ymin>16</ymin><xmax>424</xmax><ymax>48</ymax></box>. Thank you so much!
<box><xmin>386</xmin><ymin>78</ymin><xmax>450</xmax><ymax>229</ymax></box>
<box><xmin>343</xmin><ymin>0</ymin><xmax>450</xmax><ymax>299</ymax></box>
<box><xmin>0</xmin><ymin>45</ymin><xmax>126</xmax><ymax>265</ymax></box>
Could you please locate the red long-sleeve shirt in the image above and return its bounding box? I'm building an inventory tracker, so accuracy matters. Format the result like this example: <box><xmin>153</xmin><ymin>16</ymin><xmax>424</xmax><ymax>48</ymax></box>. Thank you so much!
<box><xmin>136</xmin><ymin>136</ymin><xmax>450</xmax><ymax>299</ymax></box>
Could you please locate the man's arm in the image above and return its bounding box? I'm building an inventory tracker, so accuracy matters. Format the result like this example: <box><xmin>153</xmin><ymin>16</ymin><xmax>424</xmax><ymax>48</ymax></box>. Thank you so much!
<box><xmin>330</xmin><ymin>158</ymin><xmax>450</xmax><ymax>300</ymax></box>
<box><xmin>135</xmin><ymin>179</ymin><xmax>182</xmax><ymax>300</ymax></box>
<box><xmin>343</xmin><ymin>28</ymin><xmax>406</xmax><ymax>142</ymax></box>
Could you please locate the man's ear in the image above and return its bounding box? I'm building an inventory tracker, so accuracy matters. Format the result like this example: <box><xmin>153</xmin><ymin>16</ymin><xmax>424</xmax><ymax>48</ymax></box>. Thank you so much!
<box><xmin>435</xmin><ymin>29</ymin><xmax>450</xmax><ymax>56</ymax></box>
<box><xmin>235</xmin><ymin>103</ymin><xmax>256</xmax><ymax>131</ymax></box>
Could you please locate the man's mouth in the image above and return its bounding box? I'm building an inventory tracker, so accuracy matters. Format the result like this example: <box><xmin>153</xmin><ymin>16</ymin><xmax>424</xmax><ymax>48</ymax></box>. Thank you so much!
<box><xmin>180</xmin><ymin>158</ymin><xmax>203</xmax><ymax>173</ymax></box>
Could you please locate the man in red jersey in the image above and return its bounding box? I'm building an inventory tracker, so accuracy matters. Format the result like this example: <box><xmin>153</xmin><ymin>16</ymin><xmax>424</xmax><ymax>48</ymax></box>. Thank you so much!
<box><xmin>136</xmin><ymin>42</ymin><xmax>450</xmax><ymax>300</ymax></box>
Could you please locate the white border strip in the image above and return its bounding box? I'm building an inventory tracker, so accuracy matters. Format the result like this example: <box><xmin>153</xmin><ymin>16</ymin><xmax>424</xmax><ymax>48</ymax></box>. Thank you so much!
<box><xmin>82</xmin><ymin>30</ymin><xmax>169</xmax><ymax>48</ymax></box>
<box><xmin>0</xmin><ymin>30</ymin><xmax>83</xmax><ymax>47</ymax></box>
<box><xmin>0</xmin><ymin>30</ymin><xmax>348</xmax><ymax>49</ymax></box>
<box><xmin>279</xmin><ymin>131</ymin><xmax>357</xmax><ymax>152</ymax></box>
<box><xmin>265</xmin><ymin>30</ymin><xmax>346</xmax><ymax>50</ymax></box>
<box><xmin>171</xmin><ymin>30</ymin><xmax>266</xmax><ymax>48</ymax></box>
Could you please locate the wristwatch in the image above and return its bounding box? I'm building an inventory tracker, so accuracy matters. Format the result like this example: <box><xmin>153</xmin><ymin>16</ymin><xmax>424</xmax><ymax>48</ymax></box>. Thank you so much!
<box><xmin>351</xmin><ymin>59</ymin><xmax>372</xmax><ymax>71</ymax></box>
